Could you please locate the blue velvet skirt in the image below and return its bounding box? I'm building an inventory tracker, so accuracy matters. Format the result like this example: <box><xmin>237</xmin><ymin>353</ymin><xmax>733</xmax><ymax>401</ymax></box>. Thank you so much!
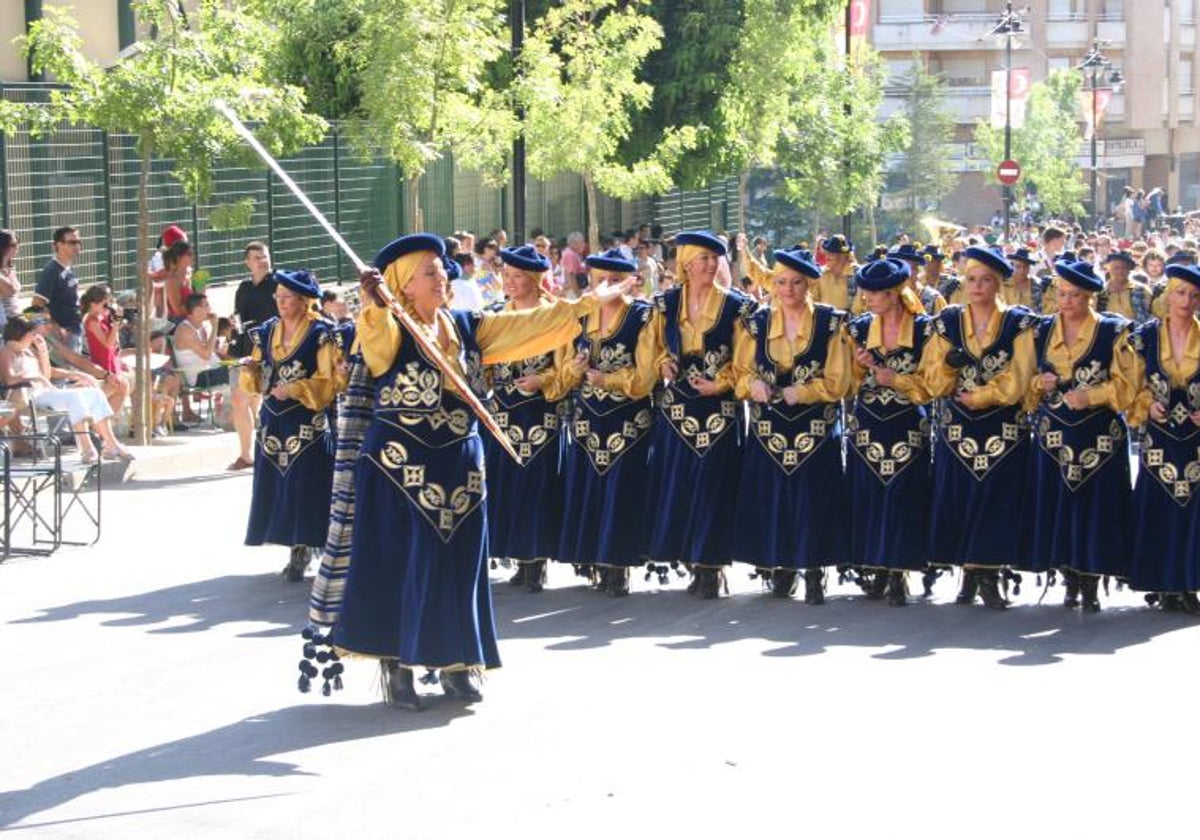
<box><xmin>1128</xmin><ymin>424</ymin><xmax>1200</xmax><ymax>591</ymax></box>
<box><xmin>245</xmin><ymin>406</ymin><xmax>333</xmax><ymax>548</ymax></box>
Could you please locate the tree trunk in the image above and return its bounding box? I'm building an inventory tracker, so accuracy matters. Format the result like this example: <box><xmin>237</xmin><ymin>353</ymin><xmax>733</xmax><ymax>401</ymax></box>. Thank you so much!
<box><xmin>866</xmin><ymin>202</ymin><xmax>878</xmax><ymax>249</ymax></box>
<box><xmin>406</xmin><ymin>174</ymin><xmax>423</xmax><ymax>232</ymax></box>
<box><xmin>583</xmin><ymin>174</ymin><xmax>599</xmax><ymax>253</ymax></box>
<box><xmin>133</xmin><ymin>137</ymin><xmax>153</xmax><ymax>447</ymax></box>
<box><xmin>737</xmin><ymin>170</ymin><xmax>749</xmax><ymax>232</ymax></box>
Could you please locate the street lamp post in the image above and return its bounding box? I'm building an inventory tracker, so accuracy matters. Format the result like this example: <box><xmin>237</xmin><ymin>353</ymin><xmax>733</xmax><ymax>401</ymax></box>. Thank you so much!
<box><xmin>1077</xmin><ymin>39</ymin><xmax>1124</xmax><ymax>229</ymax></box>
<box><xmin>989</xmin><ymin>3</ymin><xmax>1027</xmax><ymax>243</ymax></box>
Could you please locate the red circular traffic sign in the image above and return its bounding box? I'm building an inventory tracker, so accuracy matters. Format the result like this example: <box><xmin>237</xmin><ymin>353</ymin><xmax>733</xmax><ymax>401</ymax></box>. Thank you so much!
<box><xmin>997</xmin><ymin>159</ymin><xmax>1022</xmax><ymax>186</ymax></box>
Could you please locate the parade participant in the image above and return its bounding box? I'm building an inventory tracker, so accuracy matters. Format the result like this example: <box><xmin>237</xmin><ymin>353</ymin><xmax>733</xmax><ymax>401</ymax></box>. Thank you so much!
<box><xmin>1126</xmin><ymin>263</ymin><xmax>1200</xmax><ymax>612</ymax></box>
<box><xmin>1097</xmin><ymin>251</ymin><xmax>1152</xmax><ymax>323</ymax></box>
<box><xmin>326</xmin><ymin>234</ymin><xmax>600</xmax><ymax>709</ymax></box>
<box><xmin>812</xmin><ymin>234</ymin><xmax>860</xmax><ymax>312</ymax></box>
<box><xmin>557</xmin><ymin>249</ymin><xmax>656</xmax><ymax>597</ymax></box>
<box><xmin>644</xmin><ymin>230</ymin><xmax>755</xmax><ymax>599</ymax></box>
<box><xmin>1149</xmin><ymin>250</ymin><xmax>1195</xmax><ymax>320</ymax></box>
<box><xmin>890</xmin><ymin>243</ymin><xmax>946</xmax><ymax>315</ymax></box>
<box><xmin>732</xmin><ymin>248</ymin><xmax>852</xmax><ymax>602</ymax></box>
<box><xmin>1000</xmin><ymin>247</ymin><xmax>1042</xmax><ymax>310</ymax></box>
<box><xmin>927</xmin><ymin>245</ymin><xmax>963</xmax><ymax>306</ymax></box>
<box><xmin>1025</xmin><ymin>260</ymin><xmax>1137</xmax><ymax>612</ymax></box>
<box><xmin>919</xmin><ymin>247</ymin><xmax>1037</xmax><ymax>609</ymax></box>
<box><xmin>241</xmin><ymin>269</ymin><xmax>345</xmax><ymax>582</ymax></box>
<box><xmin>846</xmin><ymin>259</ymin><xmax>936</xmax><ymax>606</ymax></box>
<box><xmin>485</xmin><ymin>245</ymin><xmax>574</xmax><ymax>594</ymax></box>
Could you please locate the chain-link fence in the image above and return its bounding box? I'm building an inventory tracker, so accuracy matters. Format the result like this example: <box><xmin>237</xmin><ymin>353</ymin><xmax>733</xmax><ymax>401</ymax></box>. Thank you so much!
<box><xmin>1</xmin><ymin>84</ymin><xmax>741</xmax><ymax>298</ymax></box>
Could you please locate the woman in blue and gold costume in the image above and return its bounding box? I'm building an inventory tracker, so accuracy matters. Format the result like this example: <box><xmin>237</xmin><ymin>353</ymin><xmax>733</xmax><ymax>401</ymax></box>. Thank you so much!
<box><xmin>846</xmin><ymin>259</ymin><xmax>936</xmax><ymax>606</ymax></box>
<box><xmin>919</xmin><ymin>247</ymin><xmax>1037</xmax><ymax>609</ymax></box>
<box><xmin>485</xmin><ymin>245</ymin><xmax>573</xmax><ymax>593</ymax></box>
<box><xmin>644</xmin><ymin>231</ymin><xmax>755</xmax><ymax>599</ymax></box>
<box><xmin>557</xmin><ymin>249</ymin><xmax>656</xmax><ymax>597</ymax></box>
<box><xmin>1025</xmin><ymin>260</ymin><xmax>1137</xmax><ymax>613</ymax></box>
<box><xmin>327</xmin><ymin>235</ymin><xmax>594</xmax><ymax>710</ymax></box>
<box><xmin>1126</xmin><ymin>262</ymin><xmax>1200</xmax><ymax>613</ymax></box>
<box><xmin>241</xmin><ymin>269</ymin><xmax>345</xmax><ymax>582</ymax></box>
<box><xmin>731</xmin><ymin>247</ymin><xmax>852</xmax><ymax>603</ymax></box>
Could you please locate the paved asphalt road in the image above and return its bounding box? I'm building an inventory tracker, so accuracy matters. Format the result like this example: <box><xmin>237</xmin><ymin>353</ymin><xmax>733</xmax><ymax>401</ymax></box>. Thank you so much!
<box><xmin>2</xmin><ymin>466</ymin><xmax>1196</xmax><ymax>839</ymax></box>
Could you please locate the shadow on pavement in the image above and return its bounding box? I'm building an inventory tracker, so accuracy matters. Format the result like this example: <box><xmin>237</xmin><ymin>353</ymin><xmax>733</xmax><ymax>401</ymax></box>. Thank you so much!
<box><xmin>490</xmin><ymin>578</ymin><xmax>1199</xmax><ymax>667</ymax></box>
<box><xmin>8</xmin><ymin>574</ymin><xmax>310</xmax><ymax>639</ymax></box>
<box><xmin>0</xmin><ymin>702</ymin><xmax>469</xmax><ymax>830</ymax></box>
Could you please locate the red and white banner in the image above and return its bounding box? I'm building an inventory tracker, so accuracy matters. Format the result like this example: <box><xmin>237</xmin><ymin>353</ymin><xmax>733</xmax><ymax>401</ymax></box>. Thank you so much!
<box><xmin>1079</xmin><ymin>87</ymin><xmax>1114</xmax><ymax>139</ymax></box>
<box><xmin>990</xmin><ymin>68</ymin><xmax>1031</xmax><ymax>129</ymax></box>
<box><xmin>849</xmin><ymin>0</ymin><xmax>870</xmax><ymax>55</ymax></box>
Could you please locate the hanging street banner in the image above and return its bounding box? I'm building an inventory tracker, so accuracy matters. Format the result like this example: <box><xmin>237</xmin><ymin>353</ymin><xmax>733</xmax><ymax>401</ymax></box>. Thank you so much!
<box><xmin>990</xmin><ymin>68</ymin><xmax>1032</xmax><ymax>130</ymax></box>
<box><xmin>1080</xmin><ymin>88</ymin><xmax>1115</xmax><ymax>140</ymax></box>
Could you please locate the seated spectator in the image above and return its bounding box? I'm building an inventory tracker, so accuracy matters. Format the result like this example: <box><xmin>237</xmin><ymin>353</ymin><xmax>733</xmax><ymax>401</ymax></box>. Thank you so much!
<box><xmin>0</xmin><ymin>229</ymin><xmax>20</xmax><ymax>329</ymax></box>
<box><xmin>80</xmin><ymin>285</ymin><xmax>174</xmax><ymax>435</ymax></box>
<box><xmin>173</xmin><ymin>293</ymin><xmax>254</xmax><ymax>462</ymax></box>
<box><xmin>1</xmin><ymin>315</ymin><xmax>133</xmax><ymax>461</ymax></box>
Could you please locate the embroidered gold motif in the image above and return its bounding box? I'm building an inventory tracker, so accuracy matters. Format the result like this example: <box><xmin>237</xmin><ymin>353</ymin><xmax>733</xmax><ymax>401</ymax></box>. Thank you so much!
<box><xmin>860</xmin><ymin>351</ymin><xmax>920</xmax><ymax>407</ymax></box>
<box><xmin>750</xmin><ymin>402</ymin><xmax>837</xmax><ymax>474</ymax></box>
<box><xmin>938</xmin><ymin>406</ymin><xmax>1026</xmax><ymax>478</ymax></box>
<box><xmin>260</xmin><ymin>421</ymin><xmax>323</xmax><ymax>473</ymax></box>
<box><xmin>574</xmin><ymin>408</ymin><xmax>653</xmax><ymax>474</ymax></box>
<box><xmin>275</xmin><ymin>359</ymin><xmax>307</xmax><ymax>384</ymax></box>
<box><xmin>846</xmin><ymin>413</ymin><xmax>929</xmax><ymax>483</ymax></box>
<box><xmin>659</xmin><ymin>389</ymin><xmax>736</xmax><ymax>455</ymax></box>
<box><xmin>379</xmin><ymin>362</ymin><xmax>442</xmax><ymax>409</ymax></box>
<box><xmin>1140</xmin><ymin>429</ymin><xmax>1200</xmax><ymax>506</ymax></box>
<box><xmin>1036</xmin><ymin>414</ymin><xmax>1125</xmax><ymax>491</ymax></box>
<box><xmin>495</xmin><ymin>409</ymin><xmax>562</xmax><ymax>465</ymax></box>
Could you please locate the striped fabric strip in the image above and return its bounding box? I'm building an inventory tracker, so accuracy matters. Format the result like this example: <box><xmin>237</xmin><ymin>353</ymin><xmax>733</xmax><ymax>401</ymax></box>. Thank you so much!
<box><xmin>308</xmin><ymin>356</ymin><xmax>373</xmax><ymax>626</ymax></box>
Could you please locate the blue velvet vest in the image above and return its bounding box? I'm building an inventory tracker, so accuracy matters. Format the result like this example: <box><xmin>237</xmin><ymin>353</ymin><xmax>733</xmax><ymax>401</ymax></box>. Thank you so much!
<box><xmin>743</xmin><ymin>304</ymin><xmax>844</xmax><ymax>474</ymax></box>
<box><xmin>1032</xmin><ymin>314</ymin><xmax>1129</xmax><ymax>492</ymax></box>
<box><xmin>251</xmin><ymin>316</ymin><xmax>334</xmax><ymax>474</ymax></box>
<box><xmin>485</xmin><ymin>305</ymin><xmax>565</xmax><ymax>465</ymax></box>
<box><xmin>1130</xmin><ymin>320</ymin><xmax>1200</xmax><ymax>505</ymax></box>
<box><xmin>653</xmin><ymin>285</ymin><xmax>754</xmax><ymax>456</ymax></box>
<box><xmin>933</xmin><ymin>304</ymin><xmax>1035</xmax><ymax>478</ymax></box>
<box><xmin>570</xmin><ymin>299</ymin><xmax>654</xmax><ymax>475</ymax></box>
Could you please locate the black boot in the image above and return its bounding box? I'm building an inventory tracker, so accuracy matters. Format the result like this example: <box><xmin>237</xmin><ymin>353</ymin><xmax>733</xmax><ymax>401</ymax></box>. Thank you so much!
<box><xmin>283</xmin><ymin>545</ymin><xmax>310</xmax><ymax>582</ymax></box>
<box><xmin>771</xmin><ymin>569</ymin><xmax>798</xmax><ymax>598</ymax></box>
<box><xmin>1062</xmin><ymin>570</ymin><xmax>1081</xmax><ymax>609</ymax></box>
<box><xmin>803</xmin><ymin>568</ymin><xmax>826</xmax><ymax>605</ymax></box>
<box><xmin>380</xmin><ymin>659</ymin><xmax>421</xmax><ymax>711</ymax></box>
<box><xmin>695</xmin><ymin>567</ymin><xmax>723</xmax><ymax>599</ymax></box>
<box><xmin>525</xmin><ymin>560</ymin><xmax>547</xmax><ymax>593</ymax></box>
<box><xmin>886</xmin><ymin>571</ymin><xmax>908</xmax><ymax>607</ymax></box>
<box><xmin>593</xmin><ymin>565</ymin><xmax>610</xmax><ymax>593</ymax></box>
<box><xmin>507</xmin><ymin>563</ymin><xmax>526</xmax><ymax>587</ymax></box>
<box><xmin>1080</xmin><ymin>574</ymin><xmax>1101</xmax><ymax>613</ymax></box>
<box><xmin>441</xmin><ymin>668</ymin><xmax>484</xmax><ymax>703</ymax></box>
<box><xmin>955</xmin><ymin>569</ymin><xmax>979</xmax><ymax>605</ymax></box>
<box><xmin>1180</xmin><ymin>592</ymin><xmax>1200</xmax><ymax>615</ymax></box>
<box><xmin>865</xmin><ymin>569</ymin><xmax>889</xmax><ymax>601</ymax></box>
<box><xmin>977</xmin><ymin>570</ymin><xmax>1009</xmax><ymax>610</ymax></box>
<box><xmin>607</xmin><ymin>566</ymin><xmax>630</xmax><ymax>597</ymax></box>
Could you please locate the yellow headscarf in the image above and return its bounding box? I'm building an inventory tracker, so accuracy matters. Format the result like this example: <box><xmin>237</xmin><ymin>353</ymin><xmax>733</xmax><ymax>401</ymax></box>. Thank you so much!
<box><xmin>899</xmin><ymin>286</ymin><xmax>925</xmax><ymax>316</ymax></box>
<box><xmin>963</xmin><ymin>258</ymin><xmax>1004</xmax><ymax>285</ymax></box>
<box><xmin>382</xmin><ymin>251</ymin><xmax>429</xmax><ymax>300</ymax></box>
<box><xmin>676</xmin><ymin>244</ymin><xmax>710</xmax><ymax>285</ymax></box>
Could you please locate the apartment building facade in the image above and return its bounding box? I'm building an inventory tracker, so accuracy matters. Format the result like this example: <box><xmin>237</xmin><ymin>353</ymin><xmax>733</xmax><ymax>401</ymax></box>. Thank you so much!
<box><xmin>874</xmin><ymin>0</ymin><xmax>1200</xmax><ymax>224</ymax></box>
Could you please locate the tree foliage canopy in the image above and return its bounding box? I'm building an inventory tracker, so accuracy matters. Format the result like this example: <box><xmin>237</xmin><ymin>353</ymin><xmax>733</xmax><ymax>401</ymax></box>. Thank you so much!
<box><xmin>976</xmin><ymin>69</ymin><xmax>1086</xmax><ymax>218</ymax></box>
<box><xmin>891</xmin><ymin>54</ymin><xmax>957</xmax><ymax>224</ymax></box>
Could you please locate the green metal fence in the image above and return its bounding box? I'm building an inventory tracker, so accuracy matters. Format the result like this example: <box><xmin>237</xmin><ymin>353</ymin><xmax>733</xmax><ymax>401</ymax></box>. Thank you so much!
<box><xmin>1</xmin><ymin>84</ymin><xmax>743</xmax><ymax>298</ymax></box>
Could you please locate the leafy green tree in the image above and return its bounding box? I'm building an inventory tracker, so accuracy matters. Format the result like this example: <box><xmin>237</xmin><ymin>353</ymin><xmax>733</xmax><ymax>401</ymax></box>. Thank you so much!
<box><xmin>8</xmin><ymin>0</ymin><xmax>325</xmax><ymax>444</ymax></box>
<box><xmin>774</xmin><ymin>40</ymin><xmax>909</xmax><ymax>232</ymax></box>
<box><xmin>976</xmin><ymin>69</ymin><xmax>1086</xmax><ymax>218</ymax></box>
<box><xmin>891</xmin><ymin>54</ymin><xmax>956</xmax><ymax>228</ymax></box>
<box><xmin>717</xmin><ymin>0</ymin><xmax>845</xmax><ymax>226</ymax></box>
<box><xmin>515</xmin><ymin>0</ymin><xmax>696</xmax><ymax>249</ymax></box>
<box><xmin>339</xmin><ymin>0</ymin><xmax>516</xmax><ymax>230</ymax></box>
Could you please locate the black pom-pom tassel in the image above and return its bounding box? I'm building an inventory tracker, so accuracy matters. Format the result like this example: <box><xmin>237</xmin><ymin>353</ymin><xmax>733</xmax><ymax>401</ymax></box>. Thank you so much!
<box><xmin>298</xmin><ymin>674</ymin><xmax>311</xmax><ymax>693</ymax></box>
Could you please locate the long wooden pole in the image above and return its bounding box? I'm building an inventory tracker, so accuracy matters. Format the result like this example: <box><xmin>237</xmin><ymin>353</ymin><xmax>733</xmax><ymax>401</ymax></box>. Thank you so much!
<box><xmin>213</xmin><ymin>100</ymin><xmax>522</xmax><ymax>464</ymax></box>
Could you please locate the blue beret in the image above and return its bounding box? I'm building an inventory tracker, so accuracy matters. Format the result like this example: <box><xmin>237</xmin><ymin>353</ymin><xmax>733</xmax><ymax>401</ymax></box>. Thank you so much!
<box><xmin>585</xmin><ymin>247</ymin><xmax>637</xmax><ymax>273</ymax></box>
<box><xmin>1104</xmin><ymin>250</ymin><xmax>1137</xmax><ymax>268</ymax></box>
<box><xmin>1054</xmin><ymin>260</ymin><xmax>1104</xmax><ymax>293</ymax></box>
<box><xmin>373</xmin><ymin>233</ymin><xmax>445</xmax><ymax>270</ymax></box>
<box><xmin>773</xmin><ymin>248</ymin><xmax>821</xmax><ymax>279</ymax></box>
<box><xmin>1166</xmin><ymin>250</ymin><xmax>1195</xmax><ymax>267</ymax></box>
<box><xmin>500</xmin><ymin>244</ymin><xmax>550</xmax><ymax>273</ymax></box>
<box><xmin>275</xmin><ymin>268</ymin><xmax>320</xmax><ymax>299</ymax></box>
<box><xmin>1056</xmin><ymin>251</ymin><xmax>1078</xmax><ymax>264</ymax></box>
<box><xmin>1166</xmin><ymin>263</ymin><xmax>1200</xmax><ymax>288</ymax></box>
<box><xmin>855</xmin><ymin>258</ymin><xmax>910</xmax><ymax>292</ymax></box>
<box><xmin>963</xmin><ymin>246</ymin><xmax>1014</xmax><ymax>280</ymax></box>
<box><xmin>442</xmin><ymin>255</ymin><xmax>461</xmax><ymax>281</ymax></box>
<box><xmin>674</xmin><ymin>230</ymin><xmax>727</xmax><ymax>257</ymax></box>
<box><xmin>1008</xmin><ymin>247</ymin><xmax>1037</xmax><ymax>266</ymax></box>
<box><xmin>889</xmin><ymin>243</ymin><xmax>923</xmax><ymax>264</ymax></box>
<box><xmin>820</xmin><ymin>235</ymin><xmax>853</xmax><ymax>255</ymax></box>
<box><xmin>921</xmin><ymin>244</ymin><xmax>945</xmax><ymax>262</ymax></box>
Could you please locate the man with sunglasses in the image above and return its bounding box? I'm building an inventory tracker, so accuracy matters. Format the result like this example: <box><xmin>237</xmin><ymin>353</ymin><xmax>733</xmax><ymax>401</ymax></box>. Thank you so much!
<box><xmin>32</xmin><ymin>225</ymin><xmax>85</xmax><ymax>353</ymax></box>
